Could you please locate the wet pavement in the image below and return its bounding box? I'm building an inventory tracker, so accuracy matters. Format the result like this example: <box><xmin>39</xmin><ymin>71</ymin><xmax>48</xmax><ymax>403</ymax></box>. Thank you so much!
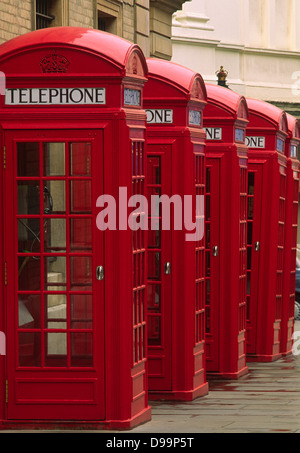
<box><xmin>129</xmin><ymin>321</ymin><xmax>300</xmax><ymax>434</ymax></box>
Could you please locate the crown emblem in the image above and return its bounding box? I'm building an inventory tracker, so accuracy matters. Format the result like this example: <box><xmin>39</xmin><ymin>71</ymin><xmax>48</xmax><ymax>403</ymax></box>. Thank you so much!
<box><xmin>216</xmin><ymin>66</ymin><xmax>229</xmax><ymax>88</ymax></box>
<box><xmin>40</xmin><ymin>50</ymin><xmax>70</xmax><ymax>73</ymax></box>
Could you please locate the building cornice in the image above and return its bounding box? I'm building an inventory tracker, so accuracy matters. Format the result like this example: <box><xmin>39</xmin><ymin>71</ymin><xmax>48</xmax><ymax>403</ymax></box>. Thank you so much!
<box><xmin>150</xmin><ymin>0</ymin><xmax>187</xmax><ymax>14</ymax></box>
<box><xmin>172</xmin><ymin>10</ymin><xmax>214</xmax><ymax>31</ymax></box>
<box><xmin>172</xmin><ymin>33</ymin><xmax>300</xmax><ymax>58</ymax></box>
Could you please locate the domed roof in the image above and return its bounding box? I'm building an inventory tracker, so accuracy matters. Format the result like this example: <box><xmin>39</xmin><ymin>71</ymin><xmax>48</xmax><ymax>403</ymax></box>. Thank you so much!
<box><xmin>205</xmin><ymin>83</ymin><xmax>248</xmax><ymax>119</ymax></box>
<box><xmin>145</xmin><ymin>58</ymin><xmax>206</xmax><ymax>100</ymax></box>
<box><xmin>0</xmin><ymin>26</ymin><xmax>147</xmax><ymax>75</ymax></box>
<box><xmin>247</xmin><ymin>98</ymin><xmax>287</xmax><ymax>132</ymax></box>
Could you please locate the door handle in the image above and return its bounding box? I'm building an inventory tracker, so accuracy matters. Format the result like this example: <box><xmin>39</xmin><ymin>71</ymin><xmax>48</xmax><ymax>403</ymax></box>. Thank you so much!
<box><xmin>213</xmin><ymin>246</ymin><xmax>218</xmax><ymax>257</ymax></box>
<box><xmin>164</xmin><ymin>262</ymin><xmax>171</xmax><ymax>275</ymax></box>
<box><xmin>96</xmin><ymin>265</ymin><xmax>104</xmax><ymax>281</ymax></box>
<box><xmin>254</xmin><ymin>242</ymin><xmax>260</xmax><ymax>252</ymax></box>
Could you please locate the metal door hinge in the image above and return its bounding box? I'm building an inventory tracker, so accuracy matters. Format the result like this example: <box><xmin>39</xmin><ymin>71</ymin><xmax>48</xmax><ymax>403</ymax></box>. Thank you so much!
<box><xmin>5</xmin><ymin>380</ymin><xmax>8</xmax><ymax>403</ymax></box>
<box><xmin>3</xmin><ymin>145</ymin><xmax>6</xmax><ymax>169</ymax></box>
<box><xmin>4</xmin><ymin>262</ymin><xmax>7</xmax><ymax>286</ymax></box>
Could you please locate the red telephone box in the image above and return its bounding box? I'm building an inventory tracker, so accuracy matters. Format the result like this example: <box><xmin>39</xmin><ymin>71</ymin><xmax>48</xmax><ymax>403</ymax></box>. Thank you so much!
<box><xmin>245</xmin><ymin>99</ymin><xmax>288</xmax><ymax>362</ymax></box>
<box><xmin>0</xmin><ymin>27</ymin><xmax>151</xmax><ymax>429</ymax></box>
<box><xmin>143</xmin><ymin>59</ymin><xmax>208</xmax><ymax>400</ymax></box>
<box><xmin>203</xmin><ymin>84</ymin><xmax>249</xmax><ymax>379</ymax></box>
<box><xmin>281</xmin><ymin>114</ymin><xmax>300</xmax><ymax>355</ymax></box>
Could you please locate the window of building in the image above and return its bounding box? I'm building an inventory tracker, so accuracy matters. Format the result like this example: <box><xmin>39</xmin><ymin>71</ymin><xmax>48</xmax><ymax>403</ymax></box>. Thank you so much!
<box><xmin>97</xmin><ymin>10</ymin><xmax>117</xmax><ymax>34</ymax></box>
<box><xmin>35</xmin><ymin>0</ymin><xmax>55</xmax><ymax>29</ymax></box>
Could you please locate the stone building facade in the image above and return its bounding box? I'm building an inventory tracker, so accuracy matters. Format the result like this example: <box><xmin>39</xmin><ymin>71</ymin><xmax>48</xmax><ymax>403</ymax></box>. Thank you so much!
<box><xmin>172</xmin><ymin>0</ymin><xmax>300</xmax><ymax>118</ymax></box>
<box><xmin>0</xmin><ymin>0</ymin><xmax>186</xmax><ymax>60</ymax></box>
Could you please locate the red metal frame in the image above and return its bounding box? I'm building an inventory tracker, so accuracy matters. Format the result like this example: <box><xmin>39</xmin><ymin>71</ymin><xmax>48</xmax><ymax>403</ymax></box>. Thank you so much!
<box><xmin>246</xmin><ymin>98</ymin><xmax>288</xmax><ymax>362</ymax></box>
<box><xmin>143</xmin><ymin>59</ymin><xmax>208</xmax><ymax>400</ymax></box>
<box><xmin>203</xmin><ymin>84</ymin><xmax>249</xmax><ymax>379</ymax></box>
<box><xmin>281</xmin><ymin>114</ymin><xmax>300</xmax><ymax>355</ymax></box>
<box><xmin>0</xmin><ymin>27</ymin><xmax>151</xmax><ymax>429</ymax></box>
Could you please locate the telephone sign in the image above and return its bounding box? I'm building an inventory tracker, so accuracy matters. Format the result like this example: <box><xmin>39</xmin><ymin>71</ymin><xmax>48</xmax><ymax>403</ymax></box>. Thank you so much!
<box><xmin>246</xmin><ymin>136</ymin><xmax>265</xmax><ymax>148</ymax></box>
<box><xmin>5</xmin><ymin>87</ymin><xmax>106</xmax><ymax>105</ymax></box>
<box><xmin>205</xmin><ymin>127</ymin><xmax>222</xmax><ymax>140</ymax></box>
<box><xmin>146</xmin><ymin>109</ymin><xmax>173</xmax><ymax>124</ymax></box>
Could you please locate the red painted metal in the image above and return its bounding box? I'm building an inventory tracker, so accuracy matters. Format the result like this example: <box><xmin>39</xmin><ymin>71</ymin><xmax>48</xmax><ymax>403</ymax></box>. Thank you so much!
<box><xmin>246</xmin><ymin>98</ymin><xmax>288</xmax><ymax>362</ymax></box>
<box><xmin>281</xmin><ymin>114</ymin><xmax>300</xmax><ymax>355</ymax></box>
<box><xmin>0</xmin><ymin>27</ymin><xmax>151</xmax><ymax>429</ymax></box>
<box><xmin>143</xmin><ymin>59</ymin><xmax>208</xmax><ymax>400</ymax></box>
<box><xmin>203</xmin><ymin>84</ymin><xmax>249</xmax><ymax>379</ymax></box>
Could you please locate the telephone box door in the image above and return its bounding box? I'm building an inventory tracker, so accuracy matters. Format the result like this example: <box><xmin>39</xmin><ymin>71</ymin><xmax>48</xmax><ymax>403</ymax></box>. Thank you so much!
<box><xmin>246</xmin><ymin>164</ymin><xmax>263</xmax><ymax>354</ymax></box>
<box><xmin>147</xmin><ymin>144</ymin><xmax>172</xmax><ymax>391</ymax></box>
<box><xmin>205</xmin><ymin>157</ymin><xmax>220</xmax><ymax>372</ymax></box>
<box><xmin>5</xmin><ymin>129</ymin><xmax>105</xmax><ymax>421</ymax></box>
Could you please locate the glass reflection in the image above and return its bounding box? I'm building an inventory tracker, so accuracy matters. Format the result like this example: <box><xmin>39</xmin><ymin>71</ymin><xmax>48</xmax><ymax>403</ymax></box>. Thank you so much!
<box><xmin>44</xmin><ymin>218</ymin><xmax>66</xmax><ymax>253</ymax></box>
<box><xmin>43</xmin><ymin>143</ymin><xmax>65</xmax><ymax>176</ymax></box>
<box><xmin>18</xmin><ymin>294</ymin><xmax>41</xmax><ymax>328</ymax></box>
<box><xmin>18</xmin><ymin>181</ymin><xmax>40</xmax><ymax>215</ymax></box>
<box><xmin>17</xmin><ymin>142</ymin><xmax>39</xmax><ymax>177</ymax></box>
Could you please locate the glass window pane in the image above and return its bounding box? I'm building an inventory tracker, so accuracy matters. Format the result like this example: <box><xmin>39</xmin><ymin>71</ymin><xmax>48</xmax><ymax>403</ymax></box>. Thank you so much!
<box><xmin>44</xmin><ymin>218</ymin><xmax>66</xmax><ymax>253</ymax></box>
<box><xmin>18</xmin><ymin>294</ymin><xmax>41</xmax><ymax>328</ymax></box>
<box><xmin>18</xmin><ymin>218</ymin><xmax>41</xmax><ymax>253</ymax></box>
<box><xmin>147</xmin><ymin>187</ymin><xmax>161</xmax><ymax>216</ymax></box>
<box><xmin>248</xmin><ymin>172</ymin><xmax>255</xmax><ymax>195</ymax></box>
<box><xmin>148</xmin><ymin>224</ymin><xmax>161</xmax><ymax>248</ymax></box>
<box><xmin>18</xmin><ymin>181</ymin><xmax>40</xmax><ymax>215</ymax></box>
<box><xmin>45</xmin><ymin>256</ymin><xmax>66</xmax><ymax>290</ymax></box>
<box><xmin>70</xmin><ymin>256</ymin><xmax>92</xmax><ymax>291</ymax></box>
<box><xmin>148</xmin><ymin>251</ymin><xmax>161</xmax><ymax>280</ymax></box>
<box><xmin>18</xmin><ymin>256</ymin><xmax>41</xmax><ymax>291</ymax></box>
<box><xmin>70</xmin><ymin>180</ymin><xmax>92</xmax><ymax>213</ymax></box>
<box><xmin>17</xmin><ymin>142</ymin><xmax>39</xmax><ymax>177</ymax></box>
<box><xmin>45</xmin><ymin>333</ymin><xmax>67</xmax><ymax>367</ymax></box>
<box><xmin>147</xmin><ymin>156</ymin><xmax>161</xmax><ymax>184</ymax></box>
<box><xmin>19</xmin><ymin>332</ymin><xmax>41</xmax><ymax>367</ymax></box>
<box><xmin>70</xmin><ymin>143</ymin><xmax>91</xmax><ymax>176</ymax></box>
<box><xmin>148</xmin><ymin>316</ymin><xmax>161</xmax><ymax>346</ymax></box>
<box><xmin>45</xmin><ymin>294</ymin><xmax>67</xmax><ymax>329</ymax></box>
<box><xmin>247</xmin><ymin>198</ymin><xmax>254</xmax><ymax>220</ymax></box>
<box><xmin>147</xmin><ymin>284</ymin><xmax>161</xmax><ymax>312</ymax></box>
<box><xmin>71</xmin><ymin>332</ymin><xmax>93</xmax><ymax>367</ymax></box>
<box><xmin>71</xmin><ymin>294</ymin><xmax>93</xmax><ymax>328</ymax></box>
<box><xmin>44</xmin><ymin>181</ymin><xmax>65</xmax><ymax>214</ymax></box>
<box><xmin>70</xmin><ymin>218</ymin><xmax>92</xmax><ymax>251</ymax></box>
<box><xmin>43</xmin><ymin>143</ymin><xmax>65</xmax><ymax>176</ymax></box>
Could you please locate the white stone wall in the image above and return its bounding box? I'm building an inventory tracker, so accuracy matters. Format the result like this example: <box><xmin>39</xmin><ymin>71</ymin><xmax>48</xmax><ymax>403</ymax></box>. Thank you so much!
<box><xmin>172</xmin><ymin>0</ymin><xmax>300</xmax><ymax>104</ymax></box>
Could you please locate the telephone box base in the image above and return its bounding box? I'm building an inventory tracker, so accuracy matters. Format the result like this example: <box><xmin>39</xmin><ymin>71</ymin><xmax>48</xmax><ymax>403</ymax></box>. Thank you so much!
<box><xmin>246</xmin><ymin>353</ymin><xmax>282</xmax><ymax>363</ymax></box>
<box><xmin>0</xmin><ymin>407</ymin><xmax>152</xmax><ymax>431</ymax></box>
<box><xmin>206</xmin><ymin>366</ymin><xmax>249</xmax><ymax>380</ymax></box>
<box><xmin>148</xmin><ymin>382</ymin><xmax>209</xmax><ymax>402</ymax></box>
